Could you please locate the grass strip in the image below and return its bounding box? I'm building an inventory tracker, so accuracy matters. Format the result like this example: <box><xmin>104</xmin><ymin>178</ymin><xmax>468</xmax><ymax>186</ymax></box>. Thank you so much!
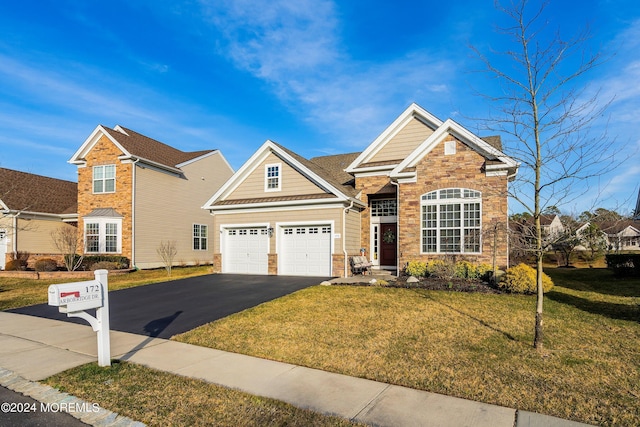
<box><xmin>44</xmin><ymin>361</ymin><xmax>361</xmax><ymax>427</ymax></box>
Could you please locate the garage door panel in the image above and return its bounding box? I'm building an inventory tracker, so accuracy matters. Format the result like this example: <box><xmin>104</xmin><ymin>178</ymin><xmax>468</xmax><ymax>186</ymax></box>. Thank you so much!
<box><xmin>223</xmin><ymin>228</ymin><xmax>268</xmax><ymax>275</ymax></box>
<box><xmin>280</xmin><ymin>225</ymin><xmax>331</xmax><ymax>276</ymax></box>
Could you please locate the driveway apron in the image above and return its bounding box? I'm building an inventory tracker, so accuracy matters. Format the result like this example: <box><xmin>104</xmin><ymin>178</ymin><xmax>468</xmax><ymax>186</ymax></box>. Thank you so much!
<box><xmin>9</xmin><ymin>274</ymin><xmax>325</xmax><ymax>339</ymax></box>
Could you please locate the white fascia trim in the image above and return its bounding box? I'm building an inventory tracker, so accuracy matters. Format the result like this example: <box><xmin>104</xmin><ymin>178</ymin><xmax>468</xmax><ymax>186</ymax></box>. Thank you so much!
<box><xmin>211</xmin><ymin>202</ymin><xmax>350</xmax><ymax>216</ymax></box>
<box><xmin>10</xmin><ymin>210</ymin><xmax>78</xmax><ymax>221</ymax></box>
<box><xmin>68</xmin><ymin>125</ymin><xmax>131</xmax><ymax>165</ymax></box>
<box><xmin>0</xmin><ymin>200</ymin><xmax>8</xmax><ymax>210</ymax></box>
<box><xmin>345</xmin><ymin>103</ymin><xmax>443</xmax><ymax>174</ymax></box>
<box><xmin>176</xmin><ymin>150</ymin><xmax>217</xmax><ymax>168</ymax></box>
<box><xmin>119</xmin><ymin>155</ymin><xmax>183</xmax><ymax>175</ymax></box>
<box><xmin>202</xmin><ymin>141</ymin><xmax>274</xmax><ymax>209</ymax></box>
<box><xmin>268</xmin><ymin>141</ymin><xmax>352</xmax><ymax>200</ymax></box>
<box><xmin>203</xmin><ymin>140</ymin><xmax>352</xmax><ymax>209</ymax></box>
<box><xmin>208</xmin><ymin>197</ymin><xmax>358</xmax><ymax>213</ymax></box>
<box><xmin>391</xmin><ymin>119</ymin><xmax>519</xmax><ymax>179</ymax></box>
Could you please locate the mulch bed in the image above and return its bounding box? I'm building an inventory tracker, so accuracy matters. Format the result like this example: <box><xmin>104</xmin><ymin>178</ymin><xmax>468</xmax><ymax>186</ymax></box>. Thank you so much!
<box><xmin>392</xmin><ymin>276</ymin><xmax>502</xmax><ymax>293</ymax></box>
<box><xmin>342</xmin><ymin>276</ymin><xmax>502</xmax><ymax>294</ymax></box>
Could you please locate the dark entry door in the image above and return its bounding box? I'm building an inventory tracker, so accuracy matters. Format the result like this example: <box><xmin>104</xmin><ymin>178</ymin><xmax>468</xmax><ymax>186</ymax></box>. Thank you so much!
<box><xmin>380</xmin><ymin>223</ymin><xmax>397</xmax><ymax>267</ymax></box>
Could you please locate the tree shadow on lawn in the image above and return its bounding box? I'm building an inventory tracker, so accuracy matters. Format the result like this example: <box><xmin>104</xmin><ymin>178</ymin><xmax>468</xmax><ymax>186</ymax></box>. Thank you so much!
<box><xmin>546</xmin><ymin>290</ymin><xmax>640</xmax><ymax>323</ymax></box>
<box><xmin>548</xmin><ymin>268</ymin><xmax>640</xmax><ymax>298</ymax></box>
<box><xmin>414</xmin><ymin>291</ymin><xmax>519</xmax><ymax>342</ymax></box>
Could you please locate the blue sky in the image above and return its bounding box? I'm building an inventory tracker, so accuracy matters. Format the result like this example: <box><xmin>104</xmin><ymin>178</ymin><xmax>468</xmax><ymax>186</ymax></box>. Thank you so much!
<box><xmin>1</xmin><ymin>0</ymin><xmax>639</xmax><ymax>215</ymax></box>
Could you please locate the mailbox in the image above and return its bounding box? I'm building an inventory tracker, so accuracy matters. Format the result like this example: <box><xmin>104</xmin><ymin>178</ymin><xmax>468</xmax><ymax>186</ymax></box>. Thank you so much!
<box><xmin>48</xmin><ymin>280</ymin><xmax>103</xmax><ymax>312</ymax></box>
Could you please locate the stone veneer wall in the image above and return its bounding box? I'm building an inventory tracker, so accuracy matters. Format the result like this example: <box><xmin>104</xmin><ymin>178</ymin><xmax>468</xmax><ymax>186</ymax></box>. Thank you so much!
<box><xmin>397</xmin><ymin>135</ymin><xmax>509</xmax><ymax>269</ymax></box>
<box><xmin>354</xmin><ymin>175</ymin><xmax>397</xmax><ymax>257</ymax></box>
<box><xmin>76</xmin><ymin>135</ymin><xmax>133</xmax><ymax>261</ymax></box>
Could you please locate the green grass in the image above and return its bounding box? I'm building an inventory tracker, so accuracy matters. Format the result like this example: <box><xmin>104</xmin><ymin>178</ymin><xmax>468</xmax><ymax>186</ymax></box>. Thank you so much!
<box><xmin>174</xmin><ymin>268</ymin><xmax>640</xmax><ymax>426</ymax></box>
<box><xmin>0</xmin><ymin>266</ymin><xmax>213</xmax><ymax>310</ymax></box>
<box><xmin>44</xmin><ymin>361</ymin><xmax>361</xmax><ymax>427</ymax></box>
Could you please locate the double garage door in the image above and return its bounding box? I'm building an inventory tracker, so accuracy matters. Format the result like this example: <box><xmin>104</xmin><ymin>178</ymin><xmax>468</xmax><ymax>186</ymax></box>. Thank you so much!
<box><xmin>223</xmin><ymin>225</ymin><xmax>332</xmax><ymax>276</ymax></box>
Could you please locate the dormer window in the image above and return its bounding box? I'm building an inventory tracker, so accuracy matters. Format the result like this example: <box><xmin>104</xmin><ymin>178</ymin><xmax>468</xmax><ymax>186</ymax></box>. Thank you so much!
<box><xmin>265</xmin><ymin>163</ymin><xmax>281</xmax><ymax>192</ymax></box>
<box><xmin>93</xmin><ymin>165</ymin><xmax>116</xmax><ymax>193</ymax></box>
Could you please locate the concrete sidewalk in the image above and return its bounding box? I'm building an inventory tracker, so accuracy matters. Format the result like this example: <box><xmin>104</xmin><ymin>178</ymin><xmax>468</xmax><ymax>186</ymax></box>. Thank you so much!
<box><xmin>0</xmin><ymin>312</ymin><xmax>592</xmax><ymax>427</ymax></box>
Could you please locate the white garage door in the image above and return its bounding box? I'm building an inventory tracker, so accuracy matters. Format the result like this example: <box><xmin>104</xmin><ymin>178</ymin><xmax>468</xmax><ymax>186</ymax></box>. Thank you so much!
<box><xmin>280</xmin><ymin>225</ymin><xmax>332</xmax><ymax>276</ymax></box>
<box><xmin>223</xmin><ymin>227</ymin><xmax>269</xmax><ymax>274</ymax></box>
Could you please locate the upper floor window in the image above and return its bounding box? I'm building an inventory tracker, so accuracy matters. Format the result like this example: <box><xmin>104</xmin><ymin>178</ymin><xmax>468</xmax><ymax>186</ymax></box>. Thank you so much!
<box><xmin>371</xmin><ymin>199</ymin><xmax>397</xmax><ymax>217</ymax></box>
<box><xmin>93</xmin><ymin>165</ymin><xmax>116</xmax><ymax>193</ymax></box>
<box><xmin>421</xmin><ymin>188</ymin><xmax>482</xmax><ymax>254</ymax></box>
<box><xmin>265</xmin><ymin>163</ymin><xmax>281</xmax><ymax>192</ymax></box>
<box><xmin>193</xmin><ymin>224</ymin><xmax>208</xmax><ymax>250</ymax></box>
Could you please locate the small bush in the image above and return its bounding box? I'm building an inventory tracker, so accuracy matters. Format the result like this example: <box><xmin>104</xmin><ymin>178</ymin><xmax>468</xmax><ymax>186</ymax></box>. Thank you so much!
<box><xmin>90</xmin><ymin>261</ymin><xmax>119</xmax><ymax>271</ymax></box>
<box><xmin>4</xmin><ymin>259</ymin><xmax>25</xmax><ymax>271</ymax></box>
<box><xmin>405</xmin><ymin>260</ymin><xmax>427</xmax><ymax>277</ymax></box>
<box><xmin>426</xmin><ymin>259</ymin><xmax>456</xmax><ymax>279</ymax></box>
<box><xmin>34</xmin><ymin>258</ymin><xmax>58</xmax><ymax>272</ymax></box>
<box><xmin>499</xmin><ymin>263</ymin><xmax>554</xmax><ymax>294</ymax></box>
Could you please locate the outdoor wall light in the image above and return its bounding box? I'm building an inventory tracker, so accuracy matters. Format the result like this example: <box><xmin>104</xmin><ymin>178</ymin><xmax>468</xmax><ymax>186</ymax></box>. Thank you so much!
<box><xmin>268</xmin><ymin>227</ymin><xmax>274</xmax><ymax>237</ymax></box>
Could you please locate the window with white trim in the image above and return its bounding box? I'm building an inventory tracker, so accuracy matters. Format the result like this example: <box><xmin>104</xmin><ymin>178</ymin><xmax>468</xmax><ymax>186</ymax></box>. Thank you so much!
<box><xmin>93</xmin><ymin>165</ymin><xmax>116</xmax><ymax>193</ymax></box>
<box><xmin>421</xmin><ymin>188</ymin><xmax>481</xmax><ymax>254</ymax></box>
<box><xmin>265</xmin><ymin>163</ymin><xmax>281</xmax><ymax>191</ymax></box>
<box><xmin>84</xmin><ymin>219</ymin><xmax>121</xmax><ymax>253</ymax></box>
<box><xmin>193</xmin><ymin>224</ymin><xmax>208</xmax><ymax>250</ymax></box>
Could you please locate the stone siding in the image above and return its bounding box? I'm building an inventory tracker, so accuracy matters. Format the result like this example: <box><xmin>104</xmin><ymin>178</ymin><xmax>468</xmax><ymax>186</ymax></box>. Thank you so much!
<box><xmin>76</xmin><ymin>135</ymin><xmax>133</xmax><ymax>260</ymax></box>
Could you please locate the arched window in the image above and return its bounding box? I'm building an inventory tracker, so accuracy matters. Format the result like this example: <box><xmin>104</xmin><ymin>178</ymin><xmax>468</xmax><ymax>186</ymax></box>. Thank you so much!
<box><xmin>421</xmin><ymin>188</ymin><xmax>481</xmax><ymax>254</ymax></box>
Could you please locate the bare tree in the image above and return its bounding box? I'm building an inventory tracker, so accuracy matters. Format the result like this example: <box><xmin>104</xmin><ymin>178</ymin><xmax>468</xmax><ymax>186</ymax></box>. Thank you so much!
<box><xmin>157</xmin><ymin>240</ymin><xmax>178</xmax><ymax>276</ymax></box>
<box><xmin>471</xmin><ymin>0</ymin><xmax>617</xmax><ymax>350</ymax></box>
<box><xmin>51</xmin><ymin>226</ymin><xmax>83</xmax><ymax>271</ymax></box>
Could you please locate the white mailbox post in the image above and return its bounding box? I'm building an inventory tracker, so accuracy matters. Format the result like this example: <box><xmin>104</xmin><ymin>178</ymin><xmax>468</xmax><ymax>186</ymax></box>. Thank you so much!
<box><xmin>48</xmin><ymin>269</ymin><xmax>111</xmax><ymax>367</ymax></box>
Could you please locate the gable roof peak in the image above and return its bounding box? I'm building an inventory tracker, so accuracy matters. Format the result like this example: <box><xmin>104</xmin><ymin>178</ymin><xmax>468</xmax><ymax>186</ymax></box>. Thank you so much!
<box><xmin>70</xmin><ymin>125</ymin><xmax>217</xmax><ymax>172</ymax></box>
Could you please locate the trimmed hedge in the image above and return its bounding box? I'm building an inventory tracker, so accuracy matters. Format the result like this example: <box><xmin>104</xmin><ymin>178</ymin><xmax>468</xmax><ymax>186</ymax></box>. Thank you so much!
<box><xmin>605</xmin><ymin>254</ymin><xmax>640</xmax><ymax>277</ymax></box>
<box><xmin>34</xmin><ymin>258</ymin><xmax>58</xmax><ymax>272</ymax></box>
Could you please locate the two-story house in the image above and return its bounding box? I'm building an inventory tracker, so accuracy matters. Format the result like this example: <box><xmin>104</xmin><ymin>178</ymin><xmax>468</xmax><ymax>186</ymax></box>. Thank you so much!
<box><xmin>0</xmin><ymin>168</ymin><xmax>77</xmax><ymax>269</ymax></box>
<box><xmin>203</xmin><ymin>103</ymin><xmax>518</xmax><ymax>277</ymax></box>
<box><xmin>69</xmin><ymin>125</ymin><xmax>234</xmax><ymax>269</ymax></box>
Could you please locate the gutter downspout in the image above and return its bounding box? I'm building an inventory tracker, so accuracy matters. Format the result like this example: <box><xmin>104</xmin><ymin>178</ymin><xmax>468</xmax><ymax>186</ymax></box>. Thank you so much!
<box><xmin>343</xmin><ymin>200</ymin><xmax>354</xmax><ymax>278</ymax></box>
<box><xmin>391</xmin><ymin>179</ymin><xmax>400</xmax><ymax>276</ymax></box>
<box><xmin>131</xmin><ymin>158</ymin><xmax>140</xmax><ymax>269</ymax></box>
<box><xmin>12</xmin><ymin>212</ymin><xmax>19</xmax><ymax>257</ymax></box>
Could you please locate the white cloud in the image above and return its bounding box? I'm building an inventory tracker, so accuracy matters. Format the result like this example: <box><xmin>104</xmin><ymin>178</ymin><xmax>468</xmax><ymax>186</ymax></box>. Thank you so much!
<box><xmin>198</xmin><ymin>0</ymin><xmax>455</xmax><ymax>148</ymax></box>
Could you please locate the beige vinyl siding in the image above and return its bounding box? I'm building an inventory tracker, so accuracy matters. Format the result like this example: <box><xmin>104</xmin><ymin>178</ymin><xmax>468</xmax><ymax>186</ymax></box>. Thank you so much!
<box><xmin>15</xmin><ymin>218</ymin><xmax>76</xmax><ymax>254</ymax></box>
<box><xmin>370</xmin><ymin>117</ymin><xmax>434</xmax><ymax>164</ymax></box>
<box><xmin>344</xmin><ymin>207</ymin><xmax>361</xmax><ymax>254</ymax></box>
<box><xmin>227</xmin><ymin>153</ymin><xmax>327</xmax><ymax>200</ymax></box>
<box><xmin>134</xmin><ymin>152</ymin><xmax>233</xmax><ymax>268</ymax></box>
<box><xmin>213</xmin><ymin>207</ymin><xmax>347</xmax><ymax>254</ymax></box>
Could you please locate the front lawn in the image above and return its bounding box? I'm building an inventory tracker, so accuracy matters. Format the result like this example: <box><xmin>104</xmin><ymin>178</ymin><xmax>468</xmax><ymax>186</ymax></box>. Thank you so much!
<box><xmin>0</xmin><ymin>266</ymin><xmax>213</xmax><ymax>310</ymax></box>
<box><xmin>174</xmin><ymin>268</ymin><xmax>640</xmax><ymax>426</ymax></box>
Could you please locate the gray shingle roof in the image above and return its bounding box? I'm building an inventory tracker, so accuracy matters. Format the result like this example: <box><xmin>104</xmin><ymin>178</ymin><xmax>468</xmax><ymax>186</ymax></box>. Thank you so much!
<box><xmin>0</xmin><ymin>168</ymin><xmax>77</xmax><ymax>215</ymax></box>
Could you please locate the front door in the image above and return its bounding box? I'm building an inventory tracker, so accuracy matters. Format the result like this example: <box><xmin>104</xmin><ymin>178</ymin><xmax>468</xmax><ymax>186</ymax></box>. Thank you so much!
<box><xmin>380</xmin><ymin>223</ymin><xmax>397</xmax><ymax>267</ymax></box>
<box><xmin>0</xmin><ymin>230</ymin><xmax>6</xmax><ymax>270</ymax></box>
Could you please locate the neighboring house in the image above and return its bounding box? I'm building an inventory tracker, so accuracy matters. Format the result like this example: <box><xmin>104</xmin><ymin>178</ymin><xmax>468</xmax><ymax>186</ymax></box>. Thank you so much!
<box><xmin>541</xmin><ymin>215</ymin><xmax>565</xmax><ymax>240</ymax></box>
<box><xmin>0</xmin><ymin>168</ymin><xmax>77</xmax><ymax>269</ymax></box>
<box><xmin>68</xmin><ymin>125</ymin><xmax>234</xmax><ymax>269</ymax></box>
<box><xmin>576</xmin><ymin>220</ymin><xmax>640</xmax><ymax>252</ymax></box>
<box><xmin>203</xmin><ymin>103</ymin><xmax>518</xmax><ymax>277</ymax></box>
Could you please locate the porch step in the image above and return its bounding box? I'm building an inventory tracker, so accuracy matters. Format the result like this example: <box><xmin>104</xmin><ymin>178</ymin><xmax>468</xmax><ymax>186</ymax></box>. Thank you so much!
<box><xmin>371</xmin><ymin>268</ymin><xmax>397</xmax><ymax>276</ymax></box>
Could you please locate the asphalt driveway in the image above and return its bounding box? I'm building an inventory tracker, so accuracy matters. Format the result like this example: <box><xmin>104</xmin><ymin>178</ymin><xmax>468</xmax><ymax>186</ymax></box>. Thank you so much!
<box><xmin>9</xmin><ymin>274</ymin><xmax>326</xmax><ymax>339</ymax></box>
